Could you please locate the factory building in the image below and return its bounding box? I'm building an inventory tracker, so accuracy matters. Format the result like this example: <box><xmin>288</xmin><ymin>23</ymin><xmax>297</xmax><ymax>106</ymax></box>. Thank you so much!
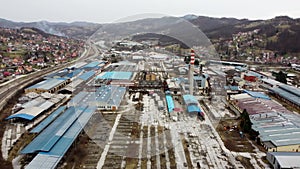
<box><xmin>165</xmin><ymin>92</ymin><xmax>175</xmax><ymax>113</ymax></box>
<box><xmin>230</xmin><ymin>93</ymin><xmax>300</xmax><ymax>152</ymax></box>
<box><xmin>82</xmin><ymin>61</ymin><xmax>102</xmax><ymax>70</ymax></box>
<box><xmin>6</xmin><ymin>94</ymin><xmax>65</xmax><ymax>121</ymax></box>
<box><xmin>96</xmin><ymin>71</ymin><xmax>133</xmax><ymax>80</ymax></box>
<box><xmin>45</xmin><ymin>69</ymin><xmax>82</xmax><ymax>80</ymax></box>
<box><xmin>267</xmin><ymin>152</ymin><xmax>300</xmax><ymax>169</ymax></box>
<box><xmin>269</xmin><ymin>84</ymin><xmax>300</xmax><ymax>109</ymax></box>
<box><xmin>21</xmin><ymin>105</ymin><xmax>96</xmax><ymax>169</ymax></box>
<box><xmin>25</xmin><ymin>78</ymin><xmax>70</xmax><ymax>94</ymax></box>
<box><xmin>251</xmin><ymin>112</ymin><xmax>300</xmax><ymax>152</ymax></box>
<box><xmin>96</xmin><ymin>85</ymin><xmax>126</xmax><ymax>111</ymax></box>
<box><xmin>194</xmin><ymin>74</ymin><xmax>210</xmax><ymax>95</ymax></box>
<box><xmin>166</xmin><ymin>79</ymin><xmax>181</xmax><ymax>95</ymax></box>
<box><xmin>183</xmin><ymin>95</ymin><xmax>204</xmax><ymax>118</ymax></box>
<box><xmin>259</xmin><ymin>78</ymin><xmax>300</xmax><ymax>109</ymax></box>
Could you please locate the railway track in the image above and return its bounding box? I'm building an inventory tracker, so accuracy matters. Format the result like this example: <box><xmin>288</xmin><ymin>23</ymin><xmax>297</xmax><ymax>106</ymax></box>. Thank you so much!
<box><xmin>0</xmin><ymin>42</ymin><xmax>98</xmax><ymax>112</ymax></box>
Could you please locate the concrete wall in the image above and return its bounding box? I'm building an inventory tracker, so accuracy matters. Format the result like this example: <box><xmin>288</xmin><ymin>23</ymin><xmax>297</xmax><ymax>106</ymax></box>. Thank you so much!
<box><xmin>267</xmin><ymin>144</ymin><xmax>300</xmax><ymax>152</ymax></box>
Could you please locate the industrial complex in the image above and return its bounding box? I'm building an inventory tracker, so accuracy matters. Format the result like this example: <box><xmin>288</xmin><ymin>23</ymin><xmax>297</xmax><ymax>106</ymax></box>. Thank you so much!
<box><xmin>1</xmin><ymin>39</ymin><xmax>299</xmax><ymax>169</ymax></box>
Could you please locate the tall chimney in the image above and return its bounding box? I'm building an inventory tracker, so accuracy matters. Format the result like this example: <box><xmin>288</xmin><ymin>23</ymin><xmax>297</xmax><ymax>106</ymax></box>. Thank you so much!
<box><xmin>189</xmin><ymin>49</ymin><xmax>195</xmax><ymax>95</ymax></box>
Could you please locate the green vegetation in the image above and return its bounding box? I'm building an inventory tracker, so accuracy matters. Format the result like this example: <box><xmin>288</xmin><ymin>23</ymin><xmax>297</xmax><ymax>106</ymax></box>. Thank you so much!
<box><xmin>275</xmin><ymin>71</ymin><xmax>287</xmax><ymax>84</ymax></box>
<box><xmin>240</xmin><ymin>110</ymin><xmax>252</xmax><ymax>133</ymax></box>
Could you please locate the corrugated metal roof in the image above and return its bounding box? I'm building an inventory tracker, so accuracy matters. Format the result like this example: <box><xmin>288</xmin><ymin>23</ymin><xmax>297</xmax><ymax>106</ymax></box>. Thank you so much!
<box><xmin>64</xmin><ymin>69</ymin><xmax>83</xmax><ymax>79</ymax></box>
<box><xmin>45</xmin><ymin>70</ymin><xmax>69</xmax><ymax>79</ymax></box>
<box><xmin>39</xmin><ymin>101</ymin><xmax>54</xmax><ymax>110</ymax></box>
<box><xmin>112</xmin><ymin>64</ymin><xmax>136</xmax><ymax>72</ymax></box>
<box><xmin>270</xmin><ymin>87</ymin><xmax>300</xmax><ymax>107</ymax></box>
<box><xmin>268</xmin><ymin>152</ymin><xmax>300</xmax><ymax>169</ymax></box>
<box><xmin>6</xmin><ymin>107</ymin><xmax>45</xmax><ymax>121</ymax></box>
<box><xmin>224</xmin><ymin>86</ymin><xmax>240</xmax><ymax>91</ymax></box>
<box><xmin>183</xmin><ymin>95</ymin><xmax>198</xmax><ymax>106</ymax></box>
<box><xmin>21</xmin><ymin>106</ymin><xmax>82</xmax><ymax>154</ymax></box>
<box><xmin>78</xmin><ymin>71</ymin><xmax>95</xmax><ymax>81</ymax></box>
<box><xmin>243</xmin><ymin>90</ymin><xmax>271</xmax><ymax>100</ymax></box>
<box><xmin>279</xmin><ymin>85</ymin><xmax>300</xmax><ymax>97</ymax></box>
<box><xmin>96</xmin><ymin>85</ymin><xmax>126</xmax><ymax>107</ymax></box>
<box><xmin>83</xmin><ymin>61</ymin><xmax>101</xmax><ymax>68</ymax></box>
<box><xmin>97</xmin><ymin>71</ymin><xmax>132</xmax><ymax>80</ymax></box>
<box><xmin>166</xmin><ymin>95</ymin><xmax>174</xmax><ymax>113</ymax></box>
<box><xmin>25</xmin><ymin>106</ymin><xmax>96</xmax><ymax>169</ymax></box>
<box><xmin>30</xmin><ymin>106</ymin><xmax>66</xmax><ymax>133</ymax></box>
<box><xmin>68</xmin><ymin>92</ymin><xmax>89</xmax><ymax>107</ymax></box>
<box><xmin>22</xmin><ymin>97</ymin><xmax>46</xmax><ymax>109</ymax></box>
<box><xmin>261</xmin><ymin>78</ymin><xmax>281</xmax><ymax>86</ymax></box>
<box><xmin>264</xmin><ymin>133</ymin><xmax>300</xmax><ymax>146</ymax></box>
<box><xmin>187</xmin><ymin>105</ymin><xmax>201</xmax><ymax>113</ymax></box>
<box><xmin>6</xmin><ymin>113</ymin><xmax>36</xmax><ymax>121</ymax></box>
<box><xmin>250</xmin><ymin>111</ymin><xmax>300</xmax><ymax>147</ymax></box>
<box><xmin>27</xmin><ymin>78</ymin><xmax>68</xmax><ymax>91</ymax></box>
<box><xmin>25</xmin><ymin>154</ymin><xmax>61</xmax><ymax>169</ymax></box>
<box><xmin>231</xmin><ymin>93</ymin><xmax>252</xmax><ymax>100</ymax></box>
<box><xmin>183</xmin><ymin>95</ymin><xmax>203</xmax><ymax>113</ymax></box>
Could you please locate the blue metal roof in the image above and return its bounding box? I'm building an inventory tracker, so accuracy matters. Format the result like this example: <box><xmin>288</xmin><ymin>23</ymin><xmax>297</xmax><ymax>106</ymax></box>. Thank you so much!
<box><xmin>25</xmin><ymin>106</ymin><xmax>96</xmax><ymax>169</ymax></box>
<box><xmin>30</xmin><ymin>106</ymin><xmax>66</xmax><ymax>133</ymax></box>
<box><xmin>270</xmin><ymin>87</ymin><xmax>300</xmax><ymax>107</ymax></box>
<box><xmin>187</xmin><ymin>105</ymin><xmax>201</xmax><ymax>113</ymax></box>
<box><xmin>244</xmin><ymin>90</ymin><xmax>271</xmax><ymax>100</ymax></box>
<box><xmin>21</xmin><ymin>106</ymin><xmax>87</xmax><ymax>154</ymax></box>
<box><xmin>183</xmin><ymin>95</ymin><xmax>198</xmax><ymax>106</ymax></box>
<box><xmin>6</xmin><ymin>114</ymin><xmax>35</xmax><ymax>120</ymax></box>
<box><xmin>96</xmin><ymin>71</ymin><xmax>132</xmax><ymax>80</ymax></box>
<box><xmin>96</xmin><ymin>85</ymin><xmax>126</xmax><ymax>107</ymax></box>
<box><xmin>83</xmin><ymin>61</ymin><xmax>101</xmax><ymax>68</ymax></box>
<box><xmin>194</xmin><ymin>75</ymin><xmax>208</xmax><ymax>88</ymax></box>
<box><xmin>45</xmin><ymin>70</ymin><xmax>69</xmax><ymax>79</ymax></box>
<box><xmin>166</xmin><ymin>95</ymin><xmax>175</xmax><ymax>113</ymax></box>
<box><xmin>6</xmin><ymin>105</ymin><xmax>53</xmax><ymax>121</ymax></box>
<box><xmin>279</xmin><ymin>85</ymin><xmax>300</xmax><ymax>97</ymax></box>
<box><xmin>27</xmin><ymin>78</ymin><xmax>68</xmax><ymax>90</ymax></box>
<box><xmin>43</xmin><ymin>106</ymin><xmax>96</xmax><ymax>156</ymax></box>
<box><xmin>235</xmin><ymin>66</ymin><xmax>247</xmax><ymax>71</ymax></box>
<box><xmin>224</xmin><ymin>86</ymin><xmax>240</xmax><ymax>91</ymax></box>
<box><xmin>78</xmin><ymin>70</ymin><xmax>95</xmax><ymax>81</ymax></box>
<box><xmin>68</xmin><ymin>92</ymin><xmax>89</xmax><ymax>106</ymax></box>
<box><xmin>64</xmin><ymin>69</ymin><xmax>82</xmax><ymax>79</ymax></box>
<box><xmin>183</xmin><ymin>95</ymin><xmax>203</xmax><ymax>113</ymax></box>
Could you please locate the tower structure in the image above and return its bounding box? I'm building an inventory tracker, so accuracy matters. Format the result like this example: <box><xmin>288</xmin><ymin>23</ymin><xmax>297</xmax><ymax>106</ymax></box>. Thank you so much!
<box><xmin>189</xmin><ymin>49</ymin><xmax>195</xmax><ymax>95</ymax></box>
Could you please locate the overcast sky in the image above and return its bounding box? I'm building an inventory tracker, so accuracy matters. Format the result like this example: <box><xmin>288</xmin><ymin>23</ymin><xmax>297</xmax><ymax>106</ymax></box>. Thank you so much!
<box><xmin>0</xmin><ymin>0</ymin><xmax>299</xmax><ymax>23</ymax></box>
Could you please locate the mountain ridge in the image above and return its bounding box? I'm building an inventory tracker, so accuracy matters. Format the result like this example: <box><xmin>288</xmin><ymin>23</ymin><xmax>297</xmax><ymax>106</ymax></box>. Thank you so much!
<box><xmin>1</xmin><ymin>15</ymin><xmax>300</xmax><ymax>54</ymax></box>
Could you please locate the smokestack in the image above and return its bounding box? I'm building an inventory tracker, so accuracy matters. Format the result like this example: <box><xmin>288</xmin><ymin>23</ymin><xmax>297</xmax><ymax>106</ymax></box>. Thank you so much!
<box><xmin>189</xmin><ymin>49</ymin><xmax>195</xmax><ymax>95</ymax></box>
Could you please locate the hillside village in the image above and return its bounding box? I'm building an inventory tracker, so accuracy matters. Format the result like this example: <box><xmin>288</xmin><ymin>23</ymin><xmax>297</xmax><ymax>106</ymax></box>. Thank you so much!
<box><xmin>0</xmin><ymin>27</ymin><xmax>84</xmax><ymax>82</ymax></box>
